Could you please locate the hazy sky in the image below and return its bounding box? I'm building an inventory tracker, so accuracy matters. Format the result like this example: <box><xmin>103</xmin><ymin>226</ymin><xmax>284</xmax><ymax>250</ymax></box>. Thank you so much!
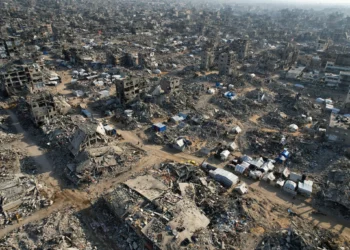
<box><xmin>245</xmin><ymin>0</ymin><xmax>350</xmax><ymax>5</ymax></box>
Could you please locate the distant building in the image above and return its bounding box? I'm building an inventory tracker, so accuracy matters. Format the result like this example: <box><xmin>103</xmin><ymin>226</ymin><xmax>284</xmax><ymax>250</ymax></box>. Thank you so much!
<box><xmin>201</xmin><ymin>50</ymin><xmax>214</xmax><ymax>71</ymax></box>
<box><xmin>230</xmin><ymin>39</ymin><xmax>250</xmax><ymax>59</ymax></box>
<box><xmin>340</xmin><ymin>71</ymin><xmax>350</xmax><ymax>86</ymax></box>
<box><xmin>316</xmin><ymin>39</ymin><xmax>328</xmax><ymax>52</ymax></box>
<box><xmin>160</xmin><ymin>77</ymin><xmax>180</xmax><ymax>94</ymax></box>
<box><xmin>138</xmin><ymin>52</ymin><xmax>157</xmax><ymax>69</ymax></box>
<box><xmin>106</xmin><ymin>51</ymin><xmax>118</xmax><ymax>66</ymax></box>
<box><xmin>325</xmin><ymin>54</ymin><xmax>350</xmax><ymax>74</ymax></box>
<box><xmin>120</xmin><ymin>52</ymin><xmax>137</xmax><ymax>68</ymax></box>
<box><xmin>325</xmin><ymin>73</ymin><xmax>340</xmax><ymax>87</ymax></box>
<box><xmin>218</xmin><ymin>51</ymin><xmax>235</xmax><ymax>75</ymax></box>
<box><xmin>0</xmin><ymin>40</ymin><xmax>8</xmax><ymax>58</ymax></box>
<box><xmin>286</xmin><ymin>67</ymin><xmax>305</xmax><ymax>80</ymax></box>
<box><xmin>3</xmin><ymin>37</ymin><xmax>23</xmax><ymax>57</ymax></box>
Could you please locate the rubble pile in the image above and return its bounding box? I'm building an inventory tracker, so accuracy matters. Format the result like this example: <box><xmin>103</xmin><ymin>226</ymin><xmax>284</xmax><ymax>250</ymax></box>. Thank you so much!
<box><xmin>0</xmin><ymin>114</ymin><xmax>21</xmax><ymax>144</ymax></box>
<box><xmin>65</xmin><ymin>143</ymin><xmax>146</xmax><ymax>186</ymax></box>
<box><xmin>260</xmin><ymin>111</ymin><xmax>296</xmax><ymax>129</ymax></box>
<box><xmin>245</xmin><ymin>130</ymin><xmax>286</xmax><ymax>155</ymax></box>
<box><xmin>0</xmin><ymin>208</ymin><xmax>97</xmax><ymax>249</ymax></box>
<box><xmin>162</xmin><ymin>90</ymin><xmax>197</xmax><ymax>114</ymax></box>
<box><xmin>256</xmin><ymin>227</ymin><xmax>343</xmax><ymax>250</ymax></box>
<box><xmin>88</xmin><ymin>199</ymin><xmax>144</xmax><ymax>250</ymax></box>
<box><xmin>103</xmin><ymin>162</ymin><xmax>253</xmax><ymax>249</ymax></box>
<box><xmin>0</xmin><ymin>175</ymin><xmax>53</xmax><ymax>226</ymax></box>
<box><xmin>146</xmin><ymin>119</ymin><xmax>228</xmax><ymax>150</ymax></box>
<box><xmin>0</xmin><ymin>147</ymin><xmax>39</xmax><ymax>174</ymax></box>
<box><xmin>41</xmin><ymin>114</ymin><xmax>85</xmax><ymax>148</ymax></box>
<box><xmin>245</xmin><ymin>88</ymin><xmax>275</xmax><ymax>103</ymax></box>
<box><xmin>210</xmin><ymin>96</ymin><xmax>259</xmax><ymax>120</ymax></box>
<box><xmin>315</xmin><ymin>158</ymin><xmax>350</xmax><ymax>218</ymax></box>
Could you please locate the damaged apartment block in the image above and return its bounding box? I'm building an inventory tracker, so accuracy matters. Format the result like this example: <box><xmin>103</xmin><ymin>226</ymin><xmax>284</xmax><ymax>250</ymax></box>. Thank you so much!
<box><xmin>116</xmin><ymin>76</ymin><xmax>181</xmax><ymax>103</ymax></box>
<box><xmin>160</xmin><ymin>76</ymin><xmax>180</xmax><ymax>94</ymax></box>
<box><xmin>218</xmin><ymin>51</ymin><xmax>236</xmax><ymax>76</ymax></box>
<box><xmin>0</xmin><ymin>63</ymin><xmax>45</xmax><ymax>96</ymax></box>
<box><xmin>116</xmin><ymin>76</ymin><xmax>151</xmax><ymax>103</ymax></box>
<box><xmin>27</xmin><ymin>92</ymin><xmax>71</xmax><ymax>126</ymax></box>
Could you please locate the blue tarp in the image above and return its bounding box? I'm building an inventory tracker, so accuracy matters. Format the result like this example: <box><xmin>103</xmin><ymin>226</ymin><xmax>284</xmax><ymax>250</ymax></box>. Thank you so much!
<box><xmin>153</xmin><ymin>123</ymin><xmax>166</xmax><ymax>132</ymax></box>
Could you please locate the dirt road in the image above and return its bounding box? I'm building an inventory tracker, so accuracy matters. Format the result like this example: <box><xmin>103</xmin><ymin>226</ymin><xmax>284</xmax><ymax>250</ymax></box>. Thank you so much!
<box><xmin>246</xmin><ymin>178</ymin><xmax>350</xmax><ymax>241</ymax></box>
<box><xmin>6</xmin><ymin>110</ymin><xmax>58</xmax><ymax>186</ymax></box>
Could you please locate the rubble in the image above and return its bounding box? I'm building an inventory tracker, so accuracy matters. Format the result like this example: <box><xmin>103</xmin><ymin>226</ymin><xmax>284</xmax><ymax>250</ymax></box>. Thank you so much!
<box><xmin>314</xmin><ymin>157</ymin><xmax>350</xmax><ymax>218</ymax></box>
<box><xmin>1</xmin><ymin>0</ymin><xmax>350</xmax><ymax>249</ymax></box>
<box><xmin>256</xmin><ymin>227</ymin><xmax>344</xmax><ymax>250</ymax></box>
<box><xmin>65</xmin><ymin>143</ymin><xmax>146</xmax><ymax>186</ymax></box>
<box><xmin>0</xmin><ymin>208</ymin><xmax>98</xmax><ymax>249</ymax></box>
<box><xmin>103</xmin><ymin>161</ymin><xmax>254</xmax><ymax>249</ymax></box>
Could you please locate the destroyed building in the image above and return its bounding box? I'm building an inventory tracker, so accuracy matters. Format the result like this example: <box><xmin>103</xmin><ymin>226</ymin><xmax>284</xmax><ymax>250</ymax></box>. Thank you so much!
<box><xmin>27</xmin><ymin>92</ymin><xmax>71</xmax><ymax>126</ymax></box>
<box><xmin>325</xmin><ymin>54</ymin><xmax>350</xmax><ymax>75</ymax></box>
<box><xmin>106</xmin><ymin>51</ymin><xmax>118</xmax><ymax>66</ymax></box>
<box><xmin>68</xmin><ymin>121</ymin><xmax>108</xmax><ymax>157</ymax></box>
<box><xmin>0</xmin><ymin>40</ymin><xmax>8</xmax><ymax>59</ymax></box>
<box><xmin>258</xmin><ymin>43</ymin><xmax>299</xmax><ymax>72</ymax></box>
<box><xmin>104</xmin><ymin>162</ymin><xmax>251</xmax><ymax>249</ymax></box>
<box><xmin>200</xmin><ymin>50</ymin><xmax>215</xmax><ymax>71</ymax></box>
<box><xmin>218</xmin><ymin>51</ymin><xmax>235</xmax><ymax>75</ymax></box>
<box><xmin>229</xmin><ymin>39</ymin><xmax>250</xmax><ymax>59</ymax></box>
<box><xmin>65</xmin><ymin>144</ymin><xmax>144</xmax><ymax>185</ymax></box>
<box><xmin>138</xmin><ymin>51</ymin><xmax>157</xmax><ymax>69</ymax></box>
<box><xmin>120</xmin><ymin>52</ymin><xmax>138</xmax><ymax>68</ymax></box>
<box><xmin>0</xmin><ymin>63</ymin><xmax>45</xmax><ymax>96</ymax></box>
<box><xmin>2</xmin><ymin>37</ymin><xmax>23</xmax><ymax>57</ymax></box>
<box><xmin>116</xmin><ymin>76</ymin><xmax>151</xmax><ymax>103</ymax></box>
<box><xmin>159</xmin><ymin>77</ymin><xmax>180</xmax><ymax>94</ymax></box>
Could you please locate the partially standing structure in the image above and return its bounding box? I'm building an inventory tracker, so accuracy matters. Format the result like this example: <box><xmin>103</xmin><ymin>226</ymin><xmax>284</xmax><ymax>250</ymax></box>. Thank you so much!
<box><xmin>0</xmin><ymin>63</ymin><xmax>45</xmax><ymax>96</ymax></box>
<box><xmin>68</xmin><ymin>121</ymin><xmax>108</xmax><ymax>157</ymax></box>
<box><xmin>218</xmin><ymin>51</ymin><xmax>235</xmax><ymax>75</ymax></box>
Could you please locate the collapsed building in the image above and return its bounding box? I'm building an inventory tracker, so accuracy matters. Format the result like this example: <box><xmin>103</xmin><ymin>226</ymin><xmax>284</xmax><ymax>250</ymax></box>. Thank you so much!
<box><xmin>159</xmin><ymin>76</ymin><xmax>180</xmax><ymax>94</ymax></box>
<box><xmin>1</xmin><ymin>37</ymin><xmax>23</xmax><ymax>57</ymax></box>
<box><xmin>0</xmin><ymin>208</ymin><xmax>98</xmax><ymax>250</ymax></box>
<box><xmin>104</xmin><ymin>162</ymin><xmax>251</xmax><ymax>250</ymax></box>
<box><xmin>326</xmin><ymin>113</ymin><xmax>350</xmax><ymax>144</ymax></box>
<box><xmin>65</xmin><ymin>143</ymin><xmax>145</xmax><ymax>185</ymax></box>
<box><xmin>229</xmin><ymin>39</ymin><xmax>250</xmax><ymax>60</ymax></box>
<box><xmin>0</xmin><ymin>144</ymin><xmax>53</xmax><ymax>226</ymax></box>
<box><xmin>68</xmin><ymin>120</ymin><xmax>108</xmax><ymax>157</ymax></box>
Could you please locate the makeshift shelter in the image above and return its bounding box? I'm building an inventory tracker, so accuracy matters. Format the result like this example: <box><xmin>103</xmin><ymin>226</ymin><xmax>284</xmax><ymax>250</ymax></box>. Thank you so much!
<box><xmin>209</xmin><ymin>168</ymin><xmax>239</xmax><ymax>188</ymax></box>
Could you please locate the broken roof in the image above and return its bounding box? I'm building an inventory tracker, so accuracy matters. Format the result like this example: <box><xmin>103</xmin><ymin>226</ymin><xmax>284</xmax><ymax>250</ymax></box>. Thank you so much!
<box><xmin>124</xmin><ymin>174</ymin><xmax>168</xmax><ymax>201</ymax></box>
